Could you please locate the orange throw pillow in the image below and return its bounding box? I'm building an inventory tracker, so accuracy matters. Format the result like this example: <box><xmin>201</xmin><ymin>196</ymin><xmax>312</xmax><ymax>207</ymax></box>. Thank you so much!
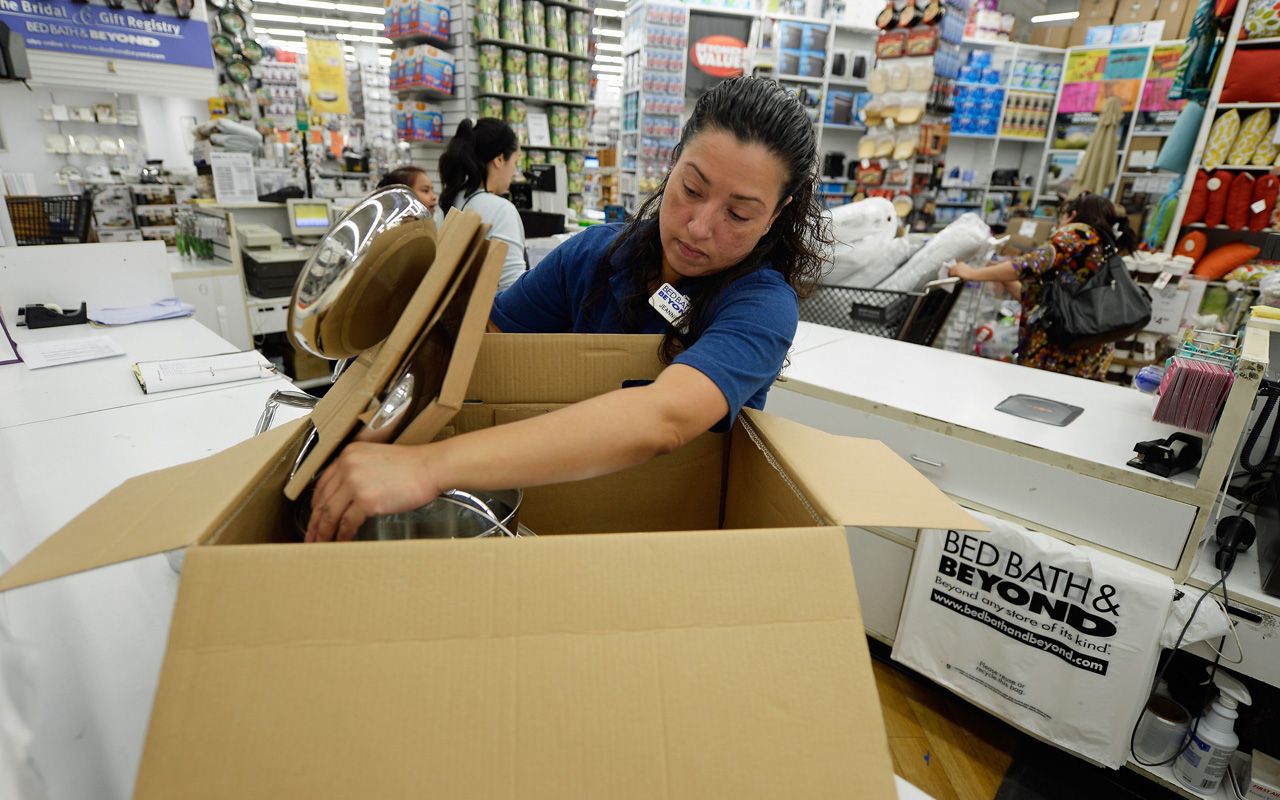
<box><xmin>1175</xmin><ymin>231</ymin><xmax>1209</xmax><ymax>261</ymax></box>
<box><xmin>1204</xmin><ymin>170</ymin><xmax>1235</xmax><ymax>227</ymax></box>
<box><xmin>1192</xmin><ymin>242</ymin><xmax>1262</xmax><ymax>280</ymax></box>
<box><xmin>1251</xmin><ymin>174</ymin><xmax>1279</xmax><ymax>231</ymax></box>
<box><xmin>1184</xmin><ymin>170</ymin><xmax>1211</xmax><ymax>224</ymax></box>
<box><xmin>1226</xmin><ymin>172</ymin><xmax>1258</xmax><ymax>230</ymax></box>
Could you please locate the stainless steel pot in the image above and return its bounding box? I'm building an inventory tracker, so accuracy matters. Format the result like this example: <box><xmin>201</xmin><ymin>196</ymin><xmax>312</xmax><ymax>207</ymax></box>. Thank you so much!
<box><xmin>293</xmin><ymin>488</ymin><xmax>525</xmax><ymax>541</ymax></box>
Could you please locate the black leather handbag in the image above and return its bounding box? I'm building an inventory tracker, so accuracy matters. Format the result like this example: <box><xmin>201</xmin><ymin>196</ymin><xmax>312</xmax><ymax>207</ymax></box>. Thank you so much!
<box><xmin>1037</xmin><ymin>231</ymin><xmax>1152</xmax><ymax>351</ymax></box>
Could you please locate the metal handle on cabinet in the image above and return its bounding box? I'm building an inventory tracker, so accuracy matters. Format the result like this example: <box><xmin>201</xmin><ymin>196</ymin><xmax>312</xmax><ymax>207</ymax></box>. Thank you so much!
<box><xmin>910</xmin><ymin>455</ymin><xmax>944</xmax><ymax>469</ymax></box>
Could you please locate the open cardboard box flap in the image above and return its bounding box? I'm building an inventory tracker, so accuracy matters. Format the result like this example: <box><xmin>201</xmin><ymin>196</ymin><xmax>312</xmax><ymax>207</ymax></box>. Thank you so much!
<box><xmin>0</xmin><ymin>419</ymin><xmax>308</xmax><ymax>591</ymax></box>
<box><xmin>135</xmin><ymin>526</ymin><xmax>896</xmax><ymax>799</ymax></box>
<box><xmin>741</xmin><ymin>409</ymin><xmax>983</xmax><ymax>532</ymax></box>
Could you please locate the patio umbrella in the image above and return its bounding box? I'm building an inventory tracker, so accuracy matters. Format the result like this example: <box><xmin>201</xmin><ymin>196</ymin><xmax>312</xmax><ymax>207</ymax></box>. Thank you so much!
<box><xmin>1069</xmin><ymin>96</ymin><xmax>1124</xmax><ymax>199</ymax></box>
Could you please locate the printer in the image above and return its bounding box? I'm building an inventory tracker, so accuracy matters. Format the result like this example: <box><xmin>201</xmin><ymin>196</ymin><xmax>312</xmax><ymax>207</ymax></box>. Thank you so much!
<box><xmin>236</xmin><ymin>200</ymin><xmax>331</xmax><ymax>298</ymax></box>
<box><xmin>510</xmin><ymin>164</ymin><xmax>568</xmax><ymax>238</ymax></box>
<box><xmin>237</xmin><ymin>223</ymin><xmax>312</xmax><ymax>298</ymax></box>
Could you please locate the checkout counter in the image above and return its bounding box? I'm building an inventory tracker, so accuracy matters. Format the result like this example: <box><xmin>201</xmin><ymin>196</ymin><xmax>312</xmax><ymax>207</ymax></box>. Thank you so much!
<box><xmin>771</xmin><ymin>318</ymin><xmax>1280</xmax><ymax>798</ymax></box>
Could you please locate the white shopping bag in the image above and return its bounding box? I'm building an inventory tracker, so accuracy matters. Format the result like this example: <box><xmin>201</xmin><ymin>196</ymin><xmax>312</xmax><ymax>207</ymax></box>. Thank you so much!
<box><xmin>892</xmin><ymin>511</ymin><xmax>1175</xmax><ymax>768</ymax></box>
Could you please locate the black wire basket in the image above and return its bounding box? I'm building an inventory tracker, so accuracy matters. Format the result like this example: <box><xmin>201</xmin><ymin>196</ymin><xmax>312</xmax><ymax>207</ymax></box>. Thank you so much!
<box><xmin>5</xmin><ymin>192</ymin><xmax>94</xmax><ymax>246</ymax></box>
<box><xmin>798</xmin><ymin>283</ymin><xmax>963</xmax><ymax>346</ymax></box>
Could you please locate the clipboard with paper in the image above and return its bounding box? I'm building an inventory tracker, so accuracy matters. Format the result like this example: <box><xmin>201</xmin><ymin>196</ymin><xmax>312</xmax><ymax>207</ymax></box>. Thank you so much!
<box><xmin>132</xmin><ymin>351</ymin><xmax>279</xmax><ymax>394</ymax></box>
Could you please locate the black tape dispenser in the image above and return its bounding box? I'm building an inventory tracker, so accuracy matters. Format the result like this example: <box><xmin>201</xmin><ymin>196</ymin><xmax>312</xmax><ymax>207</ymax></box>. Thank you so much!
<box><xmin>18</xmin><ymin>303</ymin><xmax>89</xmax><ymax>329</ymax></box>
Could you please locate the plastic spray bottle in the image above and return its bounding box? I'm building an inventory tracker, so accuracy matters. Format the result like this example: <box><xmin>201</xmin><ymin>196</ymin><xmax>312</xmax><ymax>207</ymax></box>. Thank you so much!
<box><xmin>1174</xmin><ymin>670</ymin><xmax>1251</xmax><ymax>795</ymax></box>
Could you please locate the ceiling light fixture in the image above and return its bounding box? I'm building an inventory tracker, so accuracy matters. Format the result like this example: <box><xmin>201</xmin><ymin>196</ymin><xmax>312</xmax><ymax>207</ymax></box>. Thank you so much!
<box><xmin>259</xmin><ymin>26</ymin><xmax>307</xmax><ymax>36</ymax></box>
<box><xmin>591</xmin><ymin>27</ymin><xmax>622</xmax><ymax>37</ymax></box>
<box><xmin>1030</xmin><ymin>10</ymin><xmax>1079</xmax><ymax>22</ymax></box>
<box><xmin>595</xmin><ymin>42</ymin><xmax>623</xmax><ymax>52</ymax></box>
<box><xmin>593</xmin><ymin>8</ymin><xmax>624</xmax><ymax>18</ymax></box>
<box><xmin>337</xmin><ymin>32</ymin><xmax>392</xmax><ymax>43</ymax></box>
<box><xmin>594</xmin><ymin>54</ymin><xmax>623</xmax><ymax>64</ymax></box>
<box><xmin>591</xmin><ymin>63</ymin><xmax>623</xmax><ymax>73</ymax></box>
<box><xmin>256</xmin><ymin>0</ymin><xmax>384</xmax><ymax>13</ymax></box>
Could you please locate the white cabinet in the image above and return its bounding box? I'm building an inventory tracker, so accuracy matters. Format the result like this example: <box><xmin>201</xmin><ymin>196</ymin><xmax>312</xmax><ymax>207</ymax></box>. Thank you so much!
<box><xmin>173</xmin><ymin>270</ymin><xmax>252</xmax><ymax>351</ymax></box>
<box><xmin>845</xmin><ymin>526</ymin><xmax>915</xmax><ymax>643</ymax></box>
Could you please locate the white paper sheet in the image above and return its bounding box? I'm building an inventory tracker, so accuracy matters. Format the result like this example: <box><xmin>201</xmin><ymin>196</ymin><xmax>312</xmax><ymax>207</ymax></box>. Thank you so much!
<box><xmin>89</xmin><ymin>298</ymin><xmax>195</xmax><ymax>326</ymax></box>
<box><xmin>18</xmin><ymin>336</ymin><xmax>125</xmax><ymax>370</ymax></box>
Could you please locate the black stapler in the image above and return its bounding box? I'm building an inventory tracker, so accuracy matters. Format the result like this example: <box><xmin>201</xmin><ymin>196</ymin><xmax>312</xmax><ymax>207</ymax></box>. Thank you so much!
<box><xmin>1128</xmin><ymin>433</ymin><xmax>1203</xmax><ymax>478</ymax></box>
<box><xmin>18</xmin><ymin>303</ymin><xmax>89</xmax><ymax>329</ymax></box>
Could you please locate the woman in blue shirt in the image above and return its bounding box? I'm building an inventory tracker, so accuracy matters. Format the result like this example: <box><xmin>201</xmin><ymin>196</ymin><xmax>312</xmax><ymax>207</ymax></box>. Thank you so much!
<box><xmin>307</xmin><ymin>76</ymin><xmax>829</xmax><ymax>542</ymax></box>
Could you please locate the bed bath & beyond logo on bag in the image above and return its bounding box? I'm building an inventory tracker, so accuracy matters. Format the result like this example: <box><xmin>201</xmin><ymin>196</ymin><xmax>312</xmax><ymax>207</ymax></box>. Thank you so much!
<box><xmin>933</xmin><ymin>530</ymin><xmax>1122</xmax><ymax>676</ymax></box>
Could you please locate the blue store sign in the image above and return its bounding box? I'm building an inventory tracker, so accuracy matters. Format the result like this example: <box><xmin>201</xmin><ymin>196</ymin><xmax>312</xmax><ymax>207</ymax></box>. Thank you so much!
<box><xmin>0</xmin><ymin>0</ymin><xmax>213</xmax><ymax>69</ymax></box>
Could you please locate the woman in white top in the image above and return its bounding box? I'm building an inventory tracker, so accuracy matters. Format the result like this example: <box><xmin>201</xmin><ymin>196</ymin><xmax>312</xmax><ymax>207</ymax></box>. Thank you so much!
<box><xmin>439</xmin><ymin>118</ymin><xmax>526</xmax><ymax>291</ymax></box>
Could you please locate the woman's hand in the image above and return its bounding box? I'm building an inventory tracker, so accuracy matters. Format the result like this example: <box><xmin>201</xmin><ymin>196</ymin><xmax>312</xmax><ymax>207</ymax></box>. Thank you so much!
<box><xmin>948</xmin><ymin>262</ymin><xmax>977</xmax><ymax>281</ymax></box>
<box><xmin>305</xmin><ymin>442</ymin><xmax>441</xmax><ymax>543</ymax></box>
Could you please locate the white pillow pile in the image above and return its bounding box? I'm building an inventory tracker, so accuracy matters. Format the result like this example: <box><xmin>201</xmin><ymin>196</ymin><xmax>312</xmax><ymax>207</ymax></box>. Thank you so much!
<box><xmin>877</xmin><ymin>212</ymin><xmax>993</xmax><ymax>292</ymax></box>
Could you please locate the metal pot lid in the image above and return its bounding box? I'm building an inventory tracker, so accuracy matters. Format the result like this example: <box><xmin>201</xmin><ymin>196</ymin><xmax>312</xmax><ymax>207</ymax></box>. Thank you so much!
<box><xmin>288</xmin><ymin>186</ymin><xmax>437</xmax><ymax>359</ymax></box>
<box><xmin>240</xmin><ymin>38</ymin><xmax>264</xmax><ymax>63</ymax></box>
<box><xmin>219</xmin><ymin>8</ymin><xmax>246</xmax><ymax>34</ymax></box>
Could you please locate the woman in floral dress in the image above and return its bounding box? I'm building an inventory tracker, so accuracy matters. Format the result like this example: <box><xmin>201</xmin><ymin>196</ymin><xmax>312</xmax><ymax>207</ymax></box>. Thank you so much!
<box><xmin>948</xmin><ymin>194</ymin><xmax>1135</xmax><ymax>380</ymax></box>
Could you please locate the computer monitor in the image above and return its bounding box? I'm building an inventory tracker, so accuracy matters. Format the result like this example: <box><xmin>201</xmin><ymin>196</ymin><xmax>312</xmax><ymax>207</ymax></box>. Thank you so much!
<box><xmin>286</xmin><ymin>198</ymin><xmax>332</xmax><ymax>241</ymax></box>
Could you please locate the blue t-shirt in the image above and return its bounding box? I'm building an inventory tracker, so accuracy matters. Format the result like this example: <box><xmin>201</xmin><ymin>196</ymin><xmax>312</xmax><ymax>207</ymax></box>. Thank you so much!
<box><xmin>491</xmin><ymin>223</ymin><xmax>799</xmax><ymax>425</ymax></box>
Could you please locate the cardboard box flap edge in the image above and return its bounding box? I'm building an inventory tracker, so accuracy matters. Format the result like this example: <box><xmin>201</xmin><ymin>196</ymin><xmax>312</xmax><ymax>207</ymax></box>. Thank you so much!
<box><xmin>137</xmin><ymin>526</ymin><xmax>898</xmax><ymax>799</ymax></box>
<box><xmin>741</xmin><ymin>408</ymin><xmax>985</xmax><ymax>531</ymax></box>
<box><xmin>0</xmin><ymin>419</ymin><xmax>309</xmax><ymax>592</ymax></box>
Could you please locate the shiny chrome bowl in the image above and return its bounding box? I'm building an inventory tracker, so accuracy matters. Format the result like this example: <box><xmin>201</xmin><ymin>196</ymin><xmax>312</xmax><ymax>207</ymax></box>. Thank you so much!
<box><xmin>288</xmin><ymin>186</ymin><xmax>437</xmax><ymax>359</ymax></box>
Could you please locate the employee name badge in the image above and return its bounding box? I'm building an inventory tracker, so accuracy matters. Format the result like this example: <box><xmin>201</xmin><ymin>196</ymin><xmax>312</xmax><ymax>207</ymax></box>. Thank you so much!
<box><xmin>649</xmin><ymin>282</ymin><xmax>690</xmax><ymax>333</ymax></box>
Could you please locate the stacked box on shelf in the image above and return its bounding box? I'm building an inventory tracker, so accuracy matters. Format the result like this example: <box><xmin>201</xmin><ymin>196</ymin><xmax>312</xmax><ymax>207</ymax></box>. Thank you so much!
<box><xmin>93</xmin><ymin>185</ymin><xmax>139</xmax><ymax>241</ymax></box>
<box><xmin>390</xmin><ymin>44</ymin><xmax>455</xmax><ymax>94</ymax></box>
<box><xmin>385</xmin><ymin>0</ymin><xmax>449</xmax><ymax>42</ymax></box>
<box><xmin>632</xmin><ymin>3</ymin><xmax>687</xmax><ymax>198</ymax></box>
<box><xmin>396</xmin><ymin>101</ymin><xmax>444</xmax><ymax>142</ymax></box>
<box><xmin>777</xmin><ymin>20</ymin><xmax>828</xmax><ymax>78</ymax></box>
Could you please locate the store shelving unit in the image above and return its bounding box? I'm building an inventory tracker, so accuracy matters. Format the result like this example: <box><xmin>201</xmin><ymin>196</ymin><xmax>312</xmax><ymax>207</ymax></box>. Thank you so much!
<box><xmin>939</xmin><ymin>38</ymin><xmax>1065</xmax><ymax>229</ymax></box>
<box><xmin>620</xmin><ymin>1</ymin><xmax>689</xmax><ymax>213</ymax></box>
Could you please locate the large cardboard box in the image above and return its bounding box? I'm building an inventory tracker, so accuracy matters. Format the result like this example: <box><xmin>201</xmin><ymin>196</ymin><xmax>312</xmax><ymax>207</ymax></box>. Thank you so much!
<box><xmin>1005</xmin><ymin>216</ymin><xmax>1056</xmax><ymax>252</ymax></box>
<box><xmin>1030</xmin><ymin>24</ymin><xmax>1072</xmax><ymax>48</ymax></box>
<box><xmin>1069</xmin><ymin>0</ymin><xmax>1120</xmax><ymax>46</ymax></box>
<box><xmin>1112</xmin><ymin>0</ymin><xmax>1159</xmax><ymax>25</ymax></box>
<box><xmin>0</xmin><ymin>216</ymin><xmax>981</xmax><ymax>796</ymax></box>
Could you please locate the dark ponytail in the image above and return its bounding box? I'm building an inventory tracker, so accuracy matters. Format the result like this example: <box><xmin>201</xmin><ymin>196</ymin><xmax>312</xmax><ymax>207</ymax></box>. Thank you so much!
<box><xmin>438</xmin><ymin>118</ymin><xmax>520</xmax><ymax>212</ymax></box>
<box><xmin>1063</xmin><ymin>192</ymin><xmax>1136</xmax><ymax>254</ymax></box>
<box><xmin>377</xmin><ymin>164</ymin><xmax>427</xmax><ymax>191</ymax></box>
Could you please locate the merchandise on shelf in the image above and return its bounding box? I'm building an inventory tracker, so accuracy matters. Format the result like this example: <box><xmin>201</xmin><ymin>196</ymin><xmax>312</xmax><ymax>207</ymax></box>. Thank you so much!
<box><xmin>1001</xmin><ymin>91</ymin><xmax>1053</xmax><ymax>139</ymax></box>
<box><xmin>527</xmin><ymin>148</ymin><xmax>547</xmax><ymax>165</ymax></box>
<box><xmin>550</xmin><ymin>78</ymin><xmax>570</xmax><ymax>103</ymax></box>
<box><xmin>500</xmin><ymin>0</ymin><xmax>525</xmax><ymax>44</ymax></box>
<box><xmin>529</xmin><ymin>52</ymin><xmax>550</xmax><ymax>99</ymax></box>
<box><xmin>570</xmin><ymin>107</ymin><xmax>589</xmax><ymax>148</ymax></box>
<box><xmin>478</xmin><ymin>44</ymin><xmax>503</xmax><ymax>95</ymax></box>
<box><xmin>570</xmin><ymin>61</ymin><xmax>590</xmax><ymax>104</ymax></box>
<box><xmin>395</xmin><ymin>101</ymin><xmax>444</xmax><ymax>142</ymax></box>
<box><xmin>546</xmin><ymin>5</ymin><xmax>568</xmax><ymax>53</ymax></box>
<box><xmin>548</xmin><ymin>105</ymin><xmax>570</xmax><ymax>148</ymax></box>
<box><xmin>478</xmin><ymin>96</ymin><xmax>504</xmax><ymax>118</ymax></box>
<box><xmin>569</xmin><ymin>10</ymin><xmax>590</xmax><ymax>56</ymax></box>
<box><xmin>390</xmin><ymin>44</ymin><xmax>455</xmax><ymax>94</ymax></box>
<box><xmin>474</xmin><ymin>0</ymin><xmax>500</xmax><ymax>40</ymax></box>
<box><xmin>1008</xmin><ymin>57</ymin><xmax>1061</xmax><ymax>94</ymax></box>
<box><xmin>505</xmin><ymin>99</ymin><xmax>529</xmax><ymax>146</ymax></box>
<box><xmin>504</xmin><ymin>48</ymin><xmax>529</xmax><ymax>96</ymax></box>
<box><xmin>524</xmin><ymin>0</ymin><xmax>546</xmax><ymax>49</ymax></box>
<box><xmin>385</xmin><ymin>0</ymin><xmax>449</xmax><ymax>42</ymax></box>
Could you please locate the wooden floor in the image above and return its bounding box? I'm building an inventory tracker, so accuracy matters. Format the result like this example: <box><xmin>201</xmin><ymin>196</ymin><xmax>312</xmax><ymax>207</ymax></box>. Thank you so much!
<box><xmin>872</xmin><ymin>655</ymin><xmax>1020</xmax><ymax>800</ymax></box>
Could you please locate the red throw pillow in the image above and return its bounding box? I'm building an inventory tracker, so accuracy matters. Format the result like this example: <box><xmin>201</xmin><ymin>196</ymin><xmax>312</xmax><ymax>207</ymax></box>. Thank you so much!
<box><xmin>1204</xmin><ymin>170</ymin><xmax>1235</xmax><ymax>227</ymax></box>
<box><xmin>1184</xmin><ymin>170</ymin><xmax>1210</xmax><ymax>224</ymax></box>
<box><xmin>1221</xmin><ymin>50</ymin><xmax>1280</xmax><ymax>104</ymax></box>
<box><xmin>1192</xmin><ymin>242</ymin><xmax>1262</xmax><ymax>279</ymax></box>
<box><xmin>1175</xmin><ymin>231</ymin><xmax>1209</xmax><ymax>261</ymax></box>
<box><xmin>1226</xmin><ymin>172</ymin><xmax>1258</xmax><ymax>230</ymax></box>
<box><xmin>1251</xmin><ymin>174</ymin><xmax>1279</xmax><ymax>232</ymax></box>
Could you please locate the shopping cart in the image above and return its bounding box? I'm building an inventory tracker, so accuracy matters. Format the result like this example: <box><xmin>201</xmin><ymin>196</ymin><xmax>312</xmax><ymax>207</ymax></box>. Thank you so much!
<box><xmin>798</xmin><ymin>278</ymin><xmax>964</xmax><ymax>346</ymax></box>
<box><xmin>5</xmin><ymin>191</ymin><xmax>95</xmax><ymax>245</ymax></box>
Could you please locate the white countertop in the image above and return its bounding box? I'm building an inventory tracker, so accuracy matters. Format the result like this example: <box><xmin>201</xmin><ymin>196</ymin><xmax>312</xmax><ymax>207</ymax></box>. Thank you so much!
<box><xmin>0</xmin><ymin>318</ymin><xmax>291</xmax><ymax>430</ymax></box>
<box><xmin>0</xmin><ymin>382</ymin><xmax>310</xmax><ymax>800</ymax></box>
<box><xmin>782</xmin><ymin>322</ymin><xmax>1188</xmax><ymax>482</ymax></box>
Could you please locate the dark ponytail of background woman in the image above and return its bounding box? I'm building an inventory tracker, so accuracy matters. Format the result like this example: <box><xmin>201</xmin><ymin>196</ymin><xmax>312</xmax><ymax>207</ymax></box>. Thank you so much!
<box><xmin>438</xmin><ymin>118</ymin><xmax>520</xmax><ymax>213</ymax></box>
<box><xmin>1062</xmin><ymin>192</ymin><xmax>1136</xmax><ymax>253</ymax></box>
